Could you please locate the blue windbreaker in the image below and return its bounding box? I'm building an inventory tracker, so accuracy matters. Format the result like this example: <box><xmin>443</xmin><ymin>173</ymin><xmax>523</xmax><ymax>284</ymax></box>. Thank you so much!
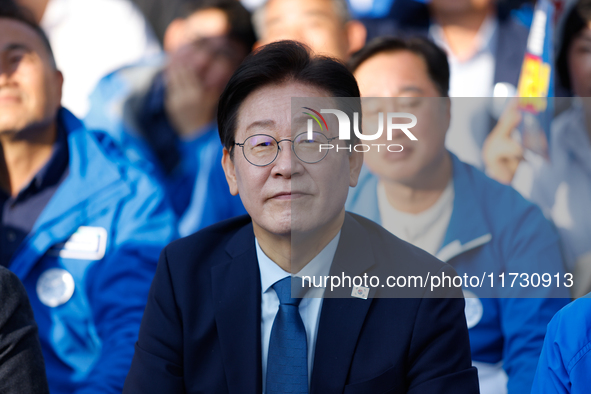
<box><xmin>346</xmin><ymin>153</ymin><xmax>570</xmax><ymax>394</ymax></box>
<box><xmin>531</xmin><ymin>294</ymin><xmax>591</xmax><ymax>394</ymax></box>
<box><xmin>9</xmin><ymin>108</ymin><xmax>177</xmax><ymax>394</ymax></box>
<box><xmin>84</xmin><ymin>57</ymin><xmax>245</xmax><ymax>235</ymax></box>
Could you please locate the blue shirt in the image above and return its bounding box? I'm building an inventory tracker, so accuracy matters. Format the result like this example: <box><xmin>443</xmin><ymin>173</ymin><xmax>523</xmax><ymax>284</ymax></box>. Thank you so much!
<box><xmin>531</xmin><ymin>295</ymin><xmax>591</xmax><ymax>394</ymax></box>
<box><xmin>256</xmin><ymin>233</ymin><xmax>340</xmax><ymax>393</ymax></box>
<box><xmin>0</xmin><ymin>125</ymin><xmax>69</xmax><ymax>267</ymax></box>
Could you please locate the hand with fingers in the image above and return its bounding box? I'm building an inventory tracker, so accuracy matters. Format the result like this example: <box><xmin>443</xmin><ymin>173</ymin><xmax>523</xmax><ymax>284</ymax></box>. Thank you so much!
<box><xmin>483</xmin><ymin>100</ymin><xmax>524</xmax><ymax>185</ymax></box>
<box><xmin>164</xmin><ymin>61</ymin><xmax>218</xmax><ymax>138</ymax></box>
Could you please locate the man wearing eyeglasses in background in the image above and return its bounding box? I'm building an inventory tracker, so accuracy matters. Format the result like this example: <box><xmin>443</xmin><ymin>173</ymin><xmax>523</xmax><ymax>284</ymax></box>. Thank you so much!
<box><xmin>85</xmin><ymin>0</ymin><xmax>253</xmax><ymax>236</ymax></box>
<box><xmin>123</xmin><ymin>40</ymin><xmax>479</xmax><ymax>394</ymax></box>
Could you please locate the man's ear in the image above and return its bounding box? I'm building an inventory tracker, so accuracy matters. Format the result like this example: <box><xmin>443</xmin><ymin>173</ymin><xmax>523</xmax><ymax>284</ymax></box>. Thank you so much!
<box><xmin>163</xmin><ymin>19</ymin><xmax>186</xmax><ymax>53</ymax></box>
<box><xmin>54</xmin><ymin>70</ymin><xmax>64</xmax><ymax>104</ymax></box>
<box><xmin>348</xmin><ymin>148</ymin><xmax>364</xmax><ymax>187</ymax></box>
<box><xmin>442</xmin><ymin>97</ymin><xmax>451</xmax><ymax>135</ymax></box>
<box><xmin>222</xmin><ymin>147</ymin><xmax>239</xmax><ymax>196</ymax></box>
<box><xmin>346</xmin><ymin>20</ymin><xmax>367</xmax><ymax>55</ymax></box>
<box><xmin>252</xmin><ymin>40</ymin><xmax>265</xmax><ymax>51</ymax></box>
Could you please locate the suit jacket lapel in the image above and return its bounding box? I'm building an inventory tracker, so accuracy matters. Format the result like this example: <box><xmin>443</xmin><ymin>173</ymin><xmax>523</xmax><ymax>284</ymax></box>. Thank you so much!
<box><xmin>311</xmin><ymin>214</ymin><xmax>376</xmax><ymax>393</ymax></box>
<box><xmin>211</xmin><ymin>223</ymin><xmax>262</xmax><ymax>394</ymax></box>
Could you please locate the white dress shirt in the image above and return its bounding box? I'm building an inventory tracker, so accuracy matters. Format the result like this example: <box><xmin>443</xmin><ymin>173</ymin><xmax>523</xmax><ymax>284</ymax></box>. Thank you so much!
<box><xmin>256</xmin><ymin>232</ymin><xmax>340</xmax><ymax>393</ymax></box>
<box><xmin>430</xmin><ymin>16</ymin><xmax>498</xmax><ymax>99</ymax></box>
<box><xmin>430</xmin><ymin>16</ymin><xmax>500</xmax><ymax>169</ymax></box>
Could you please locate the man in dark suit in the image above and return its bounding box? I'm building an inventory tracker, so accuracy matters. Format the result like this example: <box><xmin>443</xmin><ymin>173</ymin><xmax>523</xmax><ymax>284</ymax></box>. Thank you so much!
<box><xmin>124</xmin><ymin>40</ymin><xmax>480</xmax><ymax>393</ymax></box>
<box><xmin>0</xmin><ymin>266</ymin><xmax>49</xmax><ymax>394</ymax></box>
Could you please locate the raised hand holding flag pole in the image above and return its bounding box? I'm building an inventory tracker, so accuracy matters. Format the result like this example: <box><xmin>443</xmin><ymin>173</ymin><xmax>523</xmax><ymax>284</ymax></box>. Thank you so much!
<box><xmin>516</xmin><ymin>0</ymin><xmax>556</xmax><ymax>160</ymax></box>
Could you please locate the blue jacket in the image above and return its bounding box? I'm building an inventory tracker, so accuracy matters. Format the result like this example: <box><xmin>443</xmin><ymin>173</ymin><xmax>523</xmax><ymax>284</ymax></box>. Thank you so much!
<box><xmin>346</xmin><ymin>153</ymin><xmax>570</xmax><ymax>394</ymax></box>
<box><xmin>9</xmin><ymin>109</ymin><xmax>177</xmax><ymax>394</ymax></box>
<box><xmin>531</xmin><ymin>295</ymin><xmax>591</xmax><ymax>394</ymax></box>
<box><xmin>84</xmin><ymin>57</ymin><xmax>245</xmax><ymax>235</ymax></box>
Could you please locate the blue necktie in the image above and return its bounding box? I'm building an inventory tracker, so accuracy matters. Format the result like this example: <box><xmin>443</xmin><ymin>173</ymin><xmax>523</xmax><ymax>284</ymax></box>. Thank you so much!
<box><xmin>266</xmin><ymin>277</ymin><xmax>308</xmax><ymax>394</ymax></box>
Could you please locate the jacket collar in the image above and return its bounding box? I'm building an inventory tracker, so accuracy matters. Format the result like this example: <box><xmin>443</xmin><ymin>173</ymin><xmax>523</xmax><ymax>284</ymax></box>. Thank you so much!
<box><xmin>36</xmin><ymin>108</ymin><xmax>127</xmax><ymax>226</ymax></box>
<box><xmin>11</xmin><ymin>108</ymin><xmax>130</xmax><ymax>279</ymax></box>
<box><xmin>120</xmin><ymin>56</ymin><xmax>166</xmax><ymax>139</ymax></box>
<box><xmin>224</xmin><ymin>217</ymin><xmax>257</xmax><ymax>258</ymax></box>
<box><xmin>436</xmin><ymin>153</ymin><xmax>492</xmax><ymax>262</ymax></box>
<box><xmin>348</xmin><ymin>153</ymin><xmax>492</xmax><ymax>263</ymax></box>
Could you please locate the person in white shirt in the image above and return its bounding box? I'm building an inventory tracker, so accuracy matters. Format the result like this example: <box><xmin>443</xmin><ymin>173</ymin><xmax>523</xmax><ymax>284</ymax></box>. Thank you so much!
<box><xmin>428</xmin><ymin>0</ymin><xmax>529</xmax><ymax>169</ymax></box>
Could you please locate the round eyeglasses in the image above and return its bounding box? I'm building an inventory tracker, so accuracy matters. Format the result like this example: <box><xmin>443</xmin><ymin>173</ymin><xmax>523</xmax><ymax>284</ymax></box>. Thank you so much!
<box><xmin>234</xmin><ymin>132</ymin><xmax>339</xmax><ymax>167</ymax></box>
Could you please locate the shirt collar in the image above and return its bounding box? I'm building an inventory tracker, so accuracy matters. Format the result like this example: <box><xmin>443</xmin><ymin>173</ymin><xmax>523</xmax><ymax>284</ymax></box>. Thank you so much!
<box><xmin>256</xmin><ymin>231</ymin><xmax>341</xmax><ymax>294</ymax></box>
<box><xmin>34</xmin><ymin>122</ymin><xmax>69</xmax><ymax>191</ymax></box>
<box><xmin>440</xmin><ymin>153</ymin><xmax>493</xmax><ymax>250</ymax></box>
<box><xmin>144</xmin><ymin>71</ymin><xmax>166</xmax><ymax>115</ymax></box>
<box><xmin>430</xmin><ymin>14</ymin><xmax>499</xmax><ymax>62</ymax></box>
<box><xmin>7</xmin><ymin>123</ymin><xmax>69</xmax><ymax>202</ymax></box>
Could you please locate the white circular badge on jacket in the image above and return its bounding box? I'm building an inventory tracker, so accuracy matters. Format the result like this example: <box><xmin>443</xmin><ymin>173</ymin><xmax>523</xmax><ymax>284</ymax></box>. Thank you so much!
<box><xmin>37</xmin><ymin>268</ymin><xmax>75</xmax><ymax>308</ymax></box>
<box><xmin>463</xmin><ymin>290</ymin><xmax>483</xmax><ymax>329</ymax></box>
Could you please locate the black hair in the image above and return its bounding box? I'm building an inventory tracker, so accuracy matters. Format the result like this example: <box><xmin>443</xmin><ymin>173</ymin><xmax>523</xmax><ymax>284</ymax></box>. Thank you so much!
<box><xmin>557</xmin><ymin>0</ymin><xmax>591</xmax><ymax>92</ymax></box>
<box><xmin>175</xmin><ymin>0</ymin><xmax>256</xmax><ymax>53</ymax></box>
<box><xmin>217</xmin><ymin>40</ymin><xmax>361</xmax><ymax>152</ymax></box>
<box><xmin>0</xmin><ymin>0</ymin><xmax>56</xmax><ymax>68</ymax></box>
<box><xmin>348</xmin><ymin>36</ymin><xmax>450</xmax><ymax>97</ymax></box>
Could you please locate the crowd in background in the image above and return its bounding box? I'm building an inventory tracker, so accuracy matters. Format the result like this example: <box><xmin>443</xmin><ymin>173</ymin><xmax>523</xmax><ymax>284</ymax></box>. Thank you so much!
<box><xmin>1</xmin><ymin>0</ymin><xmax>591</xmax><ymax>393</ymax></box>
